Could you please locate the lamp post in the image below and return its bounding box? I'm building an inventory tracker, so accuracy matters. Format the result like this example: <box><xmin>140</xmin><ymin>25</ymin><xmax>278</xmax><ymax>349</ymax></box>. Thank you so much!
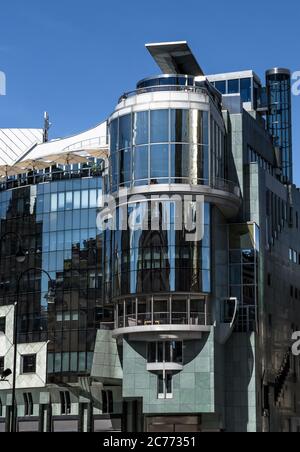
<box><xmin>10</xmin><ymin>267</ymin><xmax>55</xmax><ymax>433</ymax></box>
<box><xmin>0</xmin><ymin>231</ymin><xmax>26</xmax><ymax>265</ymax></box>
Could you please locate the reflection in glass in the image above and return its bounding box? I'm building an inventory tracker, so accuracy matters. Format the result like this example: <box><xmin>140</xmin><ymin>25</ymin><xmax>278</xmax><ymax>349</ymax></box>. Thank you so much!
<box><xmin>150</xmin><ymin>110</ymin><xmax>169</xmax><ymax>143</ymax></box>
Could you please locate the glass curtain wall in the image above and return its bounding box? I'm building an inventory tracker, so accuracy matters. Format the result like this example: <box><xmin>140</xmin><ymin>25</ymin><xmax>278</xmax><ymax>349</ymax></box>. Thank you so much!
<box><xmin>0</xmin><ymin>178</ymin><xmax>107</xmax><ymax>384</ymax></box>
<box><xmin>109</xmin><ymin>109</ymin><xmax>220</xmax><ymax>191</ymax></box>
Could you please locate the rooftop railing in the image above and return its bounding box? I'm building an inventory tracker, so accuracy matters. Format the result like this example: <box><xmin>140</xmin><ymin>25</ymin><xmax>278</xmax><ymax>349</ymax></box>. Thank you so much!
<box><xmin>118</xmin><ymin>85</ymin><xmax>208</xmax><ymax>104</ymax></box>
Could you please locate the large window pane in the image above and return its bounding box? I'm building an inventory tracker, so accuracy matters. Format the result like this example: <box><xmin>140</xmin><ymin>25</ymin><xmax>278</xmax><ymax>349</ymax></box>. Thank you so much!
<box><xmin>170</xmin><ymin>144</ymin><xmax>189</xmax><ymax>181</ymax></box>
<box><xmin>110</xmin><ymin>119</ymin><xmax>118</xmax><ymax>152</ymax></box>
<box><xmin>119</xmin><ymin>149</ymin><xmax>131</xmax><ymax>185</ymax></box>
<box><xmin>150</xmin><ymin>110</ymin><xmax>169</xmax><ymax>143</ymax></box>
<box><xmin>133</xmin><ymin>111</ymin><xmax>149</xmax><ymax>145</ymax></box>
<box><xmin>119</xmin><ymin>114</ymin><xmax>132</xmax><ymax>150</ymax></box>
<box><xmin>197</xmin><ymin>146</ymin><xmax>209</xmax><ymax>183</ymax></box>
<box><xmin>228</xmin><ymin>79</ymin><xmax>239</xmax><ymax>94</ymax></box>
<box><xmin>133</xmin><ymin>146</ymin><xmax>148</xmax><ymax>183</ymax></box>
<box><xmin>240</xmin><ymin>78</ymin><xmax>252</xmax><ymax>102</ymax></box>
<box><xmin>150</xmin><ymin>144</ymin><xmax>169</xmax><ymax>180</ymax></box>
<box><xmin>215</xmin><ymin>80</ymin><xmax>226</xmax><ymax>94</ymax></box>
<box><xmin>170</xmin><ymin>109</ymin><xmax>189</xmax><ymax>143</ymax></box>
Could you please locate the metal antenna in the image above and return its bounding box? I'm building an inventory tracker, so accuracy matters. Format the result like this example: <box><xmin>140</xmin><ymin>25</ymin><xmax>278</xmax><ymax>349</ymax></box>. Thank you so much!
<box><xmin>43</xmin><ymin>111</ymin><xmax>51</xmax><ymax>143</ymax></box>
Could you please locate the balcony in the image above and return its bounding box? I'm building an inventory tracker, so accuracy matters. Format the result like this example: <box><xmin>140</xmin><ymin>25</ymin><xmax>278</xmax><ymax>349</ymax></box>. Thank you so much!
<box><xmin>112</xmin><ymin>295</ymin><xmax>212</xmax><ymax>340</ymax></box>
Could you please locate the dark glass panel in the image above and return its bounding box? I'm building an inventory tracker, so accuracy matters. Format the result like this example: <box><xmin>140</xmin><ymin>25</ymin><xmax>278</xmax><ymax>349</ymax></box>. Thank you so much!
<box><xmin>215</xmin><ymin>80</ymin><xmax>226</xmax><ymax>94</ymax></box>
<box><xmin>119</xmin><ymin>114</ymin><xmax>132</xmax><ymax>150</ymax></box>
<box><xmin>228</xmin><ymin>79</ymin><xmax>239</xmax><ymax>94</ymax></box>
<box><xmin>240</xmin><ymin>78</ymin><xmax>252</xmax><ymax>102</ymax></box>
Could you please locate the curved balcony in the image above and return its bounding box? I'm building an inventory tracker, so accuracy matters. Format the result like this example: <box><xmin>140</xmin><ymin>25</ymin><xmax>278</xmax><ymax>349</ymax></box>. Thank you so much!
<box><xmin>112</xmin><ymin>295</ymin><xmax>212</xmax><ymax>340</ymax></box>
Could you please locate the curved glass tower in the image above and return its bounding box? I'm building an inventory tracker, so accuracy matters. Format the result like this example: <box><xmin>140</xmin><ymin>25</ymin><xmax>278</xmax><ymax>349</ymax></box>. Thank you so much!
<box><xmin>104</xmin><ymin>75</ymin><xmax>239</xmax><ymax>335</ymax></box>
<box><xmin>266</xmin><ymin>68</ymin><xmax>293</xmax><ymax>184</ymax></box>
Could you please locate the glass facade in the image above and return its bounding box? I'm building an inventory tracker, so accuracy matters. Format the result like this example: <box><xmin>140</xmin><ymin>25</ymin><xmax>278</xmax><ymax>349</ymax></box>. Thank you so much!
<box><xmin>266</xmin><ymin>71</ymin><xmax>292</xmax><ymax>183</ymax></box>
<box><xmin>212</xmin><ymin>77</ymin><xmax>253</xmax><ymax>103</ymax></box>
<box><xmin>109</xmin><ymin>109</ymin><xmax>212</xmax><ymax>191</ymax></box>
<box><xmin>137</xmin><ymin>75</ymin><xmax>196</xmax><ymax>90</ymax></box>
<box><xmin>229</xmin><ymin>224</ymin><xmax>259</xmax><ymax>332</ymax></box>
<box><xmin>103</xmin><ymin>201</ymin><xmax>211</xmax><ymax>301</ymax></box>
<box><xmin>0</xmin><ymin>177</ymin><xmax>109</xmax><ymax>383</ymax></box>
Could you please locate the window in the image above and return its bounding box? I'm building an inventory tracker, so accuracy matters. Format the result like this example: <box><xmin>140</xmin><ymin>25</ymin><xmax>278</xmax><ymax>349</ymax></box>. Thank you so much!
<box><xmin>119</xmin><ymin>114</ymin><xmax>132</xmax><ymax>150</ymax></box>
<box><xmin>228</xmin><ymin>79</ymin><xmax>239</xmax><ymax>94</ymax></box>
<box><xmin>60</xmin><ymin>391</ymin><xmax>71</xmax><ymax>415</ymax></box>
<box><xmin>133</xmin><ymin>111</ymin><xmax>149</xmax><ymax>145</ymax></box>
<box><xmin>158</xmin><ymin>373</ymin><xmax>173</xmax><ymax>399</ymax></box>
<box><xmin>0</xmin><ymin>317</ymin><xmax>5</xmax><ymax>334</ymax></box>
<box><xmin>240</xmin><ymin>78</ymin><xmax>252</xmax><ymax>102</ymax></box>
<box><xmin>102</xmin><ymin>390</ymin><xmax>114</xmax><ymax>414</ymax></box>
<box><xmin>150</xmin><ymin>144</ymin><xmax>169</xmax><ymax>180</ymax></box>
<box><xmin>147</xmin><ymin>341</ymin><xmax>183</xmax><ymax>364</ymax></box>
<box><xmin>23</xmin><ymin>393</ymin><xmax>34</xmax><ymax>416</ymax></box>
<box><xmin>0</xmin><ymin>357</ymin><xmax>4</xmax><ymax>374</ymax></box>
<box><xmin>215</xmin><ymin>80</ymin><xmax>226</xmax><ymax>94</ymax></box>
<box><xmin>21</xmin><ymin>354</ymin><xmax>36</xmax><ymax>374</ymax></box>
<box><xmin>133</xmin><ymin>146</ymin><xmax>148</xmax><ymax>183</ymax></box>
<box><xmin>150</xmin><ymin>110</ymin><xmax>169</xmax><ymax>143</ymax></box>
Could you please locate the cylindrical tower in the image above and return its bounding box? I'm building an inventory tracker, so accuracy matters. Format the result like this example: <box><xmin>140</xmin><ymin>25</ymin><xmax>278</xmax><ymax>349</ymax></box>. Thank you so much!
<box><xmin>266</xmin><ymin>68</ymin><xmax>292</xmax><ymax>184</ymax></box>
<box><xmin>103</xmin><ymin>75</ymin><xmax>241</xmax><ymax>339</ymax></box>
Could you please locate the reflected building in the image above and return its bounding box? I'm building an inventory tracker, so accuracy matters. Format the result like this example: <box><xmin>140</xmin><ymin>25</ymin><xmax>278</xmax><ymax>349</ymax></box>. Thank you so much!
<box><xmin>0</xmin><ymin>42</ymin><xmax>300</xmax><ymax>432</ymax></box>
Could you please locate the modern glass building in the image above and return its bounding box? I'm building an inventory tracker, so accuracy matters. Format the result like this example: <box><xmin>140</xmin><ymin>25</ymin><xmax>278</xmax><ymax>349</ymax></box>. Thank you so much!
<box><xmin>266</xmin><ymin>68</ymin><xmax>293</xmax><ymax>184</ymax></box>
<box><xmin>0</xmin><ymin>42</ymin><xmax>300</xmax><ymax>432</ymax></box>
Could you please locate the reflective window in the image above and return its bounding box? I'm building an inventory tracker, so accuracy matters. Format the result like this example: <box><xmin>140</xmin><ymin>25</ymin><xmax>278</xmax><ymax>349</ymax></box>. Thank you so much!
<box><xmin>150</xmin><ymin>144</ymin><xmax>169</xmax><ymax>180</ymax></box>
<box><xmin>133</xmin><ymin>111</ymin><xmax>149</xmax><ymax>145</ymax></box>
<box><xmin>110</xmin><ymin>109</ymin><xmax>214</xmax><ymax>188</ymax></box>
<box><xmin>215</xmin><ymin>80</ymin><xmax>226</xmax><ymax>94</ymax></box>
<box><xmin>150</xmin><ymin>110</ymin><xmax>169</xmax><ymax>143</ymax></box>
<box><xmin>119</xmin><ymin>148</ymin><xmax>132</xmax><ymax>186</ymax></box>
<box><xmin>240</xmin><ymin>78</ymin><xmax>252</xmax><ymax>102</ymax></box>
<box><xmin>170</xmin><ymin>109</ymin><xmax>190</xmax><ymax>143</ymax></box>
<box><xmin>21</xmin><ymin>354</ymin><xmax>36</xmax><ymax>374</ymax></box>
<box><xmin>133</xmin><ymin>146</ymin><xmax>149</xmax><ymax>183</ymax></box>
<box><xmin>228</xmin><ymin>79</ymin><xmax>239</xmax><ymax>94</ymax></box>
<box><xmin>119</xmin><ymin>114</ymin><xmax>132</xmax><ymax>150</ymax></box>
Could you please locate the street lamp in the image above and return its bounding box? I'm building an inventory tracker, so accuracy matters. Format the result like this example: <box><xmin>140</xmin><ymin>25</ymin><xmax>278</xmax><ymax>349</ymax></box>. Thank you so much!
<box><xmin>10</xmin><ymin>267</ymin><xmax>55</xmax><ymax>433</ymax></box>
<box><xmin>0</xmin><ymin>231</ymin><xmax>26</xmax><ymax>265</ymax></box>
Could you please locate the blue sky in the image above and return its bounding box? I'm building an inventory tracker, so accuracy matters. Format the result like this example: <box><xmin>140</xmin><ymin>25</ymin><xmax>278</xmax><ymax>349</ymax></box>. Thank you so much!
<box><xmin>0</xmin><ymin>0</ymin><xmax>300</xmax><ymax>184</ymax></box>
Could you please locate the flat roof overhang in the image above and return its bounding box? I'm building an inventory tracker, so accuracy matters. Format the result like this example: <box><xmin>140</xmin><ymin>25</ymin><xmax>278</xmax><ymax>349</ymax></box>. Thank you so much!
<box><xmin>146</xmin><ymin>41</ymin><xmax>204</xmax><ymax>76</ymax></box>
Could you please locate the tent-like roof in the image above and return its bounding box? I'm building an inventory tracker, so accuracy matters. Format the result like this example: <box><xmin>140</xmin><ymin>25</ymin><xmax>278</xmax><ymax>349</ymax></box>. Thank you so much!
<box><xmin>0</xmin><ymin>128</ymin><xmax>43</xmax><ymax>165</ymax></box>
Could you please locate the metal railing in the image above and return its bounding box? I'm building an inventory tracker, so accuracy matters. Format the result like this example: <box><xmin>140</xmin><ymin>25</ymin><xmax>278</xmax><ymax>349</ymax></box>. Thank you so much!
<box><xmin>118</xmin><ymin>85</ymin><xmax>208</xmax><ymax>104</ymax></box>
<box><xmin>0</xmin><ymin>166</ymin><xmax>104</xmax><ymax>192</ymax></box>
<box><xmin>117</xmin><ymin>311</ymin><xmax>209</xmax><ymax>329</ymax></box>
<box><xmin>115</xmin><ymin>177</ymin><xmax>240</xmax><ymax>197</ymax></box>
<box><xmin>62</xmin><ymin>137</ymin><xmax>108</xmax><ymax>153</ymax></box>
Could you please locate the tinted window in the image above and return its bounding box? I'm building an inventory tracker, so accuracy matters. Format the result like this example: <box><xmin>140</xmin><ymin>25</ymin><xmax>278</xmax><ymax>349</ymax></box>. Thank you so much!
<box><xmin>215</xmin><ymin>80</ymin><xmax>226</xmax><ymax>94</ymax></box>
<box><xmin>150</xmin><ymin>144</ymin><xmax>169</xmax><ymax>179</ymax></box>
<box><xmin>228</xmin><ymin>79</ymin><xmax>240</xmax><ymax>94</ymax></box>
<box><xmin>170</xmin><ymin>109</ymin><xmax>189</xmax><ymax>143</ymax></box>
<box><xmin>22</xmin><ymin>354</ymin><xmax>36</xmax><ymax>374</ymax></box>
<box><xmin>133</xmin><ymin>146</ymin><xmax>149</xmax><ymax>183</ymax></box>
<box><xmin>150</xmin><ymin>110</ymin><xmax>169</xmax><ymax>143</ymax></box>
<box><xmin>119</xmin><ymin>114</ymin><xmax>132</xmax><ymax>150</ymax></box>
<box><xmin>240</xmin><ymin>78</ymin><xmax>252</xmax><ymax>102</ymax></box>
<box><xmin>133</xmin><ymin>111</ymin><xmax>149</xmax><ymax>145</ymax></box>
